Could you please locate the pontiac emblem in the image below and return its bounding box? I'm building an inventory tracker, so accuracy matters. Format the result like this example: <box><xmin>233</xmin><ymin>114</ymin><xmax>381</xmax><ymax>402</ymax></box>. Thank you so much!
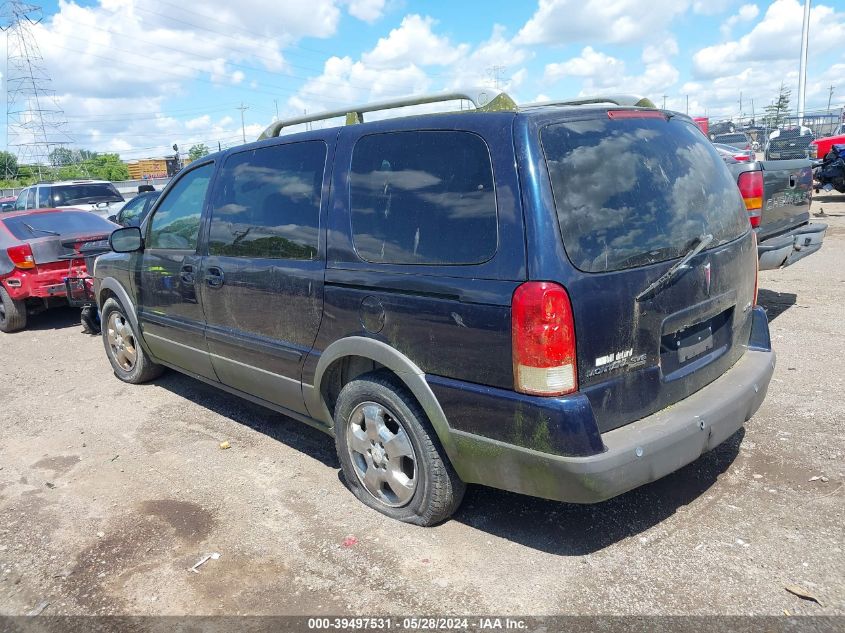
<box><xmin>703</xmin><ymin>262</ymin><xmax>712</xmax><ymax>295</ymax></box>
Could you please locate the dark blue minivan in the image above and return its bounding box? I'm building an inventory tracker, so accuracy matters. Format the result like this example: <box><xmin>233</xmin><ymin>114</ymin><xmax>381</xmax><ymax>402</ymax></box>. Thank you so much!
<box><xmin>95</xmin><ymin>88</ymin><xmax>775</xmax><ymax>525</ymax></box>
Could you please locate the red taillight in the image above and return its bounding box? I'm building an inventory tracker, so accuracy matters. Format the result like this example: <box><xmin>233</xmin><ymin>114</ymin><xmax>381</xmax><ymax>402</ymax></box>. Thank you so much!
<box><xmin>737</xmin><ymin>171</ymin><xmax>763</xmax><ymax>228</ymax></box>
<box><xmin>512</xmin><ymin>281</ymin><xmax>577</xmax><ymax>396</ymax></box>
<box><xmin>7</xmin><ymin>244</ymin><xmax>35</xmax><ymax>269</ymax></box>
<box><xmin>735</xmin><ymin>154</ymin><xmax>751</xmax><ymax>162</ymax></box>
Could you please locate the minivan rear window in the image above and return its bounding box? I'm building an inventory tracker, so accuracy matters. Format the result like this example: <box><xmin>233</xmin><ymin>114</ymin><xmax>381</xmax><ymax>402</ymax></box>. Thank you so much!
<box><xmin>542</xmin><ymin>115</ymin><xmax>749</xmax><ymax>273</ymax></box>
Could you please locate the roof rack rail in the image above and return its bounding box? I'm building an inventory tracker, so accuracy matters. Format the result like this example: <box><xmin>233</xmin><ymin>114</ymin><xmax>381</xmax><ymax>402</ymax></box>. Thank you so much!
<box><xmin>525</xmin><ymin>94</ymin><xmax>656</xmax><ymax>109</ymax></box>
<box><xmin>258</xmin><ymin>86</ymin><xmax>518</xmax><ymax>140</ymax></box>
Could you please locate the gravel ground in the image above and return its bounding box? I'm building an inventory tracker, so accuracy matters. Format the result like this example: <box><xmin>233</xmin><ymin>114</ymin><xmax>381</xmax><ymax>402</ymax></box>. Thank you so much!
<box><xmin>0</xmin><ymin>192</ymin><xmax>843</xmax><ymax>617</ymax></box>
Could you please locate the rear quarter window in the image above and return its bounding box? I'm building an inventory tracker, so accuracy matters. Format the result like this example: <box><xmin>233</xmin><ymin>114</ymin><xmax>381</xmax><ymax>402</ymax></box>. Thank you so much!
<box><xmin>349</xmin><ymin>130</ymin><xmax>497</xmax><ymax>265</ymax></box>
<box><xmin>541</xmin><ymin>115</ymin><xmax>749</xmax><ymax>273</ymax></box>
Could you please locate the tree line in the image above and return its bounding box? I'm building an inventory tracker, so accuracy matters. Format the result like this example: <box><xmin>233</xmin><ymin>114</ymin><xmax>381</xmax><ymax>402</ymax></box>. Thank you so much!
<box><xmin>0</xmin><ymin>143</ymin><xmax>212</xmax><ymax>189</ymax></box>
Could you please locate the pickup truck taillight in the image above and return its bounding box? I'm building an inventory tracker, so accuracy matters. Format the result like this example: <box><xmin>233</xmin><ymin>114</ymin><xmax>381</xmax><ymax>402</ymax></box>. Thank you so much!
<box><xmin>512</xmin><ymin>281</ymin><xmax>577</xmax><ymax>396</ymax></box>
<box><xmin>7</xmin><ymin>244</ymin><xmax>35</xmax><ymax>269</ymax></box>
<box><xmin>737</xmin><ymin>171</ymin><xmax>763</xmax><ymax>228</ymax></box>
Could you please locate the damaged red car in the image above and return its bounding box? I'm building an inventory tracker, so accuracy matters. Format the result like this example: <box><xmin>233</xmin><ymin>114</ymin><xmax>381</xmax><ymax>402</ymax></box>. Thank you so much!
<box><xmin>0</xmin><ymin>209</ymin><xmax>116</xmax><ymax>332</ymax></box>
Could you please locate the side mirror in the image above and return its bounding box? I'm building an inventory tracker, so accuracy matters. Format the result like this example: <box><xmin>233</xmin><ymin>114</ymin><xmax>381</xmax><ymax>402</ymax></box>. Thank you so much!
<box><xmin>110</xmin><ymin>226</ymin><xmax>143</xmax><ymax>253</ymax></box>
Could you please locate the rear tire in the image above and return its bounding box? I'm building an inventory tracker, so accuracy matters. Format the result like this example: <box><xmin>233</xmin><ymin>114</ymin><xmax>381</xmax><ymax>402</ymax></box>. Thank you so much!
<box><xmin>0</xmin><ymin>285</ymin><xmax>27</xmax><ymax>332</ymax></box>
<box><xmin>101</xmin><ymin>297</ymin><xmax>164</xmax><ymax>383</ymax></box>
<box><xmin>334</xmin><ymin>371</ymin><xmax>465</xmax><ymax>526</ymax></box>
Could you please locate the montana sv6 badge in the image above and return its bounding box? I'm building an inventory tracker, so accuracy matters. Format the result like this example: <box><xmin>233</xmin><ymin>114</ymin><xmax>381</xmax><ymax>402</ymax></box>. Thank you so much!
<box><xmin>587</xmin><ymin>349</ymin><xmax>647</xmax><ymax>378</ymax></box>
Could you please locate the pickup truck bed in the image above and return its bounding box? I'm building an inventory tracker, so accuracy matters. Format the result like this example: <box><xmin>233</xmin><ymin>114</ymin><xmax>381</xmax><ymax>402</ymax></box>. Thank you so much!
<box><xmin>727</xmin><ymin>158</ymin><xmax>826</xmax><ymax>270</ymax></box>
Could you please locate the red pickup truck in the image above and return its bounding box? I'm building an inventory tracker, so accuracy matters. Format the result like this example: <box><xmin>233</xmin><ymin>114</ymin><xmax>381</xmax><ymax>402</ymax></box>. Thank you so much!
<box><xmin>810</xmin><ymin>125</ymin><xmax>845</xmax><ymax>160</ymax></box>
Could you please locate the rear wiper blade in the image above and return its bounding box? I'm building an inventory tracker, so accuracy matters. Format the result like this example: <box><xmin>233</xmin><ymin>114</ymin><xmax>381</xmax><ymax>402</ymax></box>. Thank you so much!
<box><xmin>635</xmin><ymin>233</ymin><xmax>713</xmax><ymax>302</ymax></box>
<box><xmin>22</xmin><ymin>222</ymin><xmax>60</xmax><ymax>236</ymax></box>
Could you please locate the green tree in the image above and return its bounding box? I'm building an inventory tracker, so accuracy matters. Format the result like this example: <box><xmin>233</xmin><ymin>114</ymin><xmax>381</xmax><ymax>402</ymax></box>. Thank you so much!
<box><xmin>0</xmin><ymin>151</ymin><xmax>19</xmax><ymax>179</ymax></box>
<box><xmin>81</xmin><ymin>153</ymin><xmax>129</xmax><ymax>181</ymax></box>
<box><xmin>764</xmin><ymin>83</ymin><xmax>792</xmax><ymax>129</ymax></box>
<box><xmin>188</xmin><ymin>143</ymin><xmax>210</xmax><ymax>162</ymax></box>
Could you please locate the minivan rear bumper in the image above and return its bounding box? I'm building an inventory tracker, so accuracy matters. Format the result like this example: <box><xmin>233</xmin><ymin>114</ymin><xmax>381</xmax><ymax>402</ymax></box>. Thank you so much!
<box><xmin>435</xmin><ymin>314</ymin><xmax>775</xmax><ymax>504</ymax></box>
<box><xmin>758</xmin><ymin>222</ymin><xmax>827</xmax><ymax>270</ymax></box>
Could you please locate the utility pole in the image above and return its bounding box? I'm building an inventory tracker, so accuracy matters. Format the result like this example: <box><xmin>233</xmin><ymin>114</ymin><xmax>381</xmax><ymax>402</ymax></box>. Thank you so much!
<box><xmin>237</xmin><ymin>102</ymin><xmax>249</xmax><ymax>144</ymax></box>
<box><xmin>685</xmin><ymin>94</ymin><xmax>689</xmax><ymax>115</ymax></box>
<box><xmin>739</xmin><ymin>91</ymin><xmax>743</xmax><ymax>126</ymax></box>
<box><xmin>797</xmin><ymin>0</ymin><xmax>811</xmax><ymax>123</ymax></box>
<box><xmin>273</xmin><ymin>99</ymin><xmax>279</xmax><ymax>121</ymax></box>
<box><xmin>662</xmin><ymin>95</ymin><xmax>667</xmax><ymax>110</ymax></box>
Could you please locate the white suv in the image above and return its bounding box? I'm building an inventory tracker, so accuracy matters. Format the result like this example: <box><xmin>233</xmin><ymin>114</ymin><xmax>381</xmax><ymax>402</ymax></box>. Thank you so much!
<box><xmin>14</xmin><ymin>180</ymin><xmax>125</xmax><ymax>217</ymax></box>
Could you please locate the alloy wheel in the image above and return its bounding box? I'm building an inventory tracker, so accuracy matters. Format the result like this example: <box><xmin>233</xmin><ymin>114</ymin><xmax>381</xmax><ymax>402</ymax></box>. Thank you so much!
<box><xmin>346</xmin><ymin>401</ymin><xmax>417</xmax><ymax>507</ymax></box>
<box><xmin>106</xmin><ymin>312</ymin><xmax>137</xmax><ymax>371</ymax></box>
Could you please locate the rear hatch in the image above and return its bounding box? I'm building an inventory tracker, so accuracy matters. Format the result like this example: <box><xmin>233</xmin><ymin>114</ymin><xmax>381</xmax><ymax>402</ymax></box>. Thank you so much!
<box><xmin>541</xmin><ymin>111</ymin><xmax>757</xmax><ymax>433</ymax></box>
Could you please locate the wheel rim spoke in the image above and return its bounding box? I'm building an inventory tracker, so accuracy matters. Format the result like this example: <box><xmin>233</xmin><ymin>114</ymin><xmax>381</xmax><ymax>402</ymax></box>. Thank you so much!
<box><xmin>362</xmin><ymin>462</ymin><xmax>383</xmax><ymax>496</ymax></box>
<box><xmin>348</xmin><ymin>425</ymin><xmax>370</xmax><ymax>456</ymax></box>
<box><xmin>362</xmin><ymin>404</ymin><xmax>386</xmax><ymax>441</ymax></box>
<box><xmin>384</xmin><ymin>464</ymin><xmax>415</xmax><ymax>505</ymax></box>
<box><xmin>383</xmin><ymin>431</ymin><xmax>413</xmax><ymax>461</ymax></box>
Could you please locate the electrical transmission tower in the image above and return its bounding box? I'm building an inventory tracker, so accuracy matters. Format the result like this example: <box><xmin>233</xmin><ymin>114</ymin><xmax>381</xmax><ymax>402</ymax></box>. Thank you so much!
<box><xmin>1</xmin><ymin>1</ymin><xmax>72</xmax><ymax>180</ymax></box>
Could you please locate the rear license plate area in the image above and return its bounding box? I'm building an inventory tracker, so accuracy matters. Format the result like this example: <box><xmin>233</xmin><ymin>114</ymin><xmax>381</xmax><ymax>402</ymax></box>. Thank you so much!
<box><xmin>660</xmin><ymin>307</ymin><xmax>733</xmax><ymax>379</ymax></box>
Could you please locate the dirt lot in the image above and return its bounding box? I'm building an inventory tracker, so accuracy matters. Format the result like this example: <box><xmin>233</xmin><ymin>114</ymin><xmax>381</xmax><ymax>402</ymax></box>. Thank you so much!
<box><xmin>0</xmin><ymin>193</ymin><xmax>843</xmax><ymax>617</ymax></box>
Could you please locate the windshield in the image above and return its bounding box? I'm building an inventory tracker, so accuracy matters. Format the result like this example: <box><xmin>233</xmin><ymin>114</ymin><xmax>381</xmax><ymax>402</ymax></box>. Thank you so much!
<box><xmin>541</xmin><ymin>114</ymin><xmax>749</xmax><ymax>273</ymax></box>
<box><xmin>2</xmin><ymin>211</ymin><xmax>116</xmax><ymax>240</ymax></box>
<box><xmin>49</xmin><ymin>183</ymin><xmax>124</xmax><ymax>206</ymax></box>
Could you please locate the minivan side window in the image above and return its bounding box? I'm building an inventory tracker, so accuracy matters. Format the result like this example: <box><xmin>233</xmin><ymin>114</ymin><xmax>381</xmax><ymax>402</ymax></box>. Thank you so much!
<box><xmin>25</xmin><ymin>188</ymin><xmax>36</xmax><ymax>209</ymax></box>
<box><xmin>207</xmin><ymin>141</ymin><xmax>326</xmax><ymax>260</ymax></box>
<box><xmin>147</xmin><ymin>163</ymin><xmax>214</xmax><ymax>250</ymax></box>
<box><xmin>349</xmin><ymin>131</ymin><xmax>497</xmax><ymax>265</ymax></box>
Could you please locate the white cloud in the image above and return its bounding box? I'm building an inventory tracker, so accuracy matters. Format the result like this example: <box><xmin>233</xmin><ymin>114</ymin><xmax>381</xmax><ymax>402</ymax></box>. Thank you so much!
<box><xmin>692</xmin><ymin>0</ymin><xmax>737</xmax><ymax>16</ymax></box>
<box><xmin>346</xmin><ymin>0</ymin><xmax>387</xmax><ymax>23</ymax></box>
<box><xmin>544</xmin><ymin>39</ymin><xmax>679</xmax><ymax>98</ymax></box>
<box><xmin>694</xmin><ymin>0</ymin><xmax>845</xmax><ymax>77</ymax></box>
<box><xmin>289</xmin><ymin>20</ymin><xmax>531</xmax><ymax>118</ymax></box>
<box><xmin>545</xmin><ymin>47</ymin><xmax>625</xmax><ymax>81</ymax></box>
<box><xmin>362</xmin><ymin>15</ymin><xmax>468</xmax><ymax>68</ymax></box>
<box><xmin>185</xmin><ymin>115</ymin><xmax>212</xmax><ymax>131</ymax></box>
<box><xmin>445</xmin><ymin>24</ymin><xmax>531</xmax><ymax>93</ymax></box>
<box><xmin>517</xmin><ymin>0</ymin><xmax>690</xmax><ymax>46</ymax></box>
<box><xmin>720</xmin><ymin>3</ymin><xmax>760</xmax><ymax>38</ymax></box>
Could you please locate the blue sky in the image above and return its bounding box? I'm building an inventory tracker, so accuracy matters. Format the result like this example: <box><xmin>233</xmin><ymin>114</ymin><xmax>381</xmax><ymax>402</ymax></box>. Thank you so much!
<box><xmin>5</xmin><ymin>0</ymin><xmax>843</xmax><ymax>161</ymax></box>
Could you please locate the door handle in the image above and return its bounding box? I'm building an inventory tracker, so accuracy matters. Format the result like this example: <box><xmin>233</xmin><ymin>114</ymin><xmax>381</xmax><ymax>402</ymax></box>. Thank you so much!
<box><xmin>179</xmin><ymin>264</ymin><xmax>194</xmax><ymax>285</ymax></box>
<box><xmin>205</xmin><ymin>266</ymin><xmax>225</xmax><ymax>288</ymax></box>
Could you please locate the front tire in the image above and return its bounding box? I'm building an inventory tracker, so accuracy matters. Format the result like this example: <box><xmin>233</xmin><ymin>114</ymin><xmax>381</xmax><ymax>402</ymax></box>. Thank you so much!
<box><xmin>101</xmin><ymin>297</ymin><xmax>163</xmax><ymax>383</ymax></box>
<box><xmin>0</xmin><ymin>285</ymin><xmax>27</xmax><ymax>332</ymax></box>
<box><xmin>334</xmin><ymin>372</ymin><xmax>465</xmax><ymax>526</ymax></box>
